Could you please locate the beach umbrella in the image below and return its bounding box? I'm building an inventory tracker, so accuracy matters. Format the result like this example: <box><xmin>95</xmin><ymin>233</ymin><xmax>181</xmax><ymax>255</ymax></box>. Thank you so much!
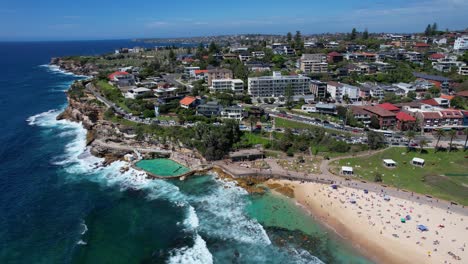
<box><xmin>364</xmin><ymin>189</ymin><xmax>368</xmax><ymax>194</ymax></box>
<box><xmin>400</xmin><ymin>218</ymin><xmax>406</xmax><ymax>223</ymax></box>
<box><xmin>384</xmin><ymin>195</ymin><xmax>390</xmax><ymax>201</ymax></box>
<box><xmin>331</xmin><ymin>184</ymin><xmax>338</xmax><ymax>190</ymax></box>
<box><xmin>406</xmin><ymin>215</ymin><xmax>411</xmax><ymax>220</ymax></box>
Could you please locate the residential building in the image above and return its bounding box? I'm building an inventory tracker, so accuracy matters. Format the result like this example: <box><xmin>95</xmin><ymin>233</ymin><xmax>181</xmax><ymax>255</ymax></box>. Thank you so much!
<box><xmin>413</xmin><ymin>42</ymin><xmax>431</xmax><ymax>52</ymax></box>
<box><xmin>377</xmin><ymin>103</ymin><xmax>400</xmax><ymax>113</ymax></box>
<box><xmin>299</xmin><ymin>54</ymin><xmax>328</xmax><ymax>74</ymax></box>
<box><xmin>207</xmin><ymin>68</ymin><xmax>233</xmax><ymax>86</ymax></box>
<box><xmin>238</xmin><ymin>52</ymin><xmax>252</xmax><ymax>62</ymax></box>
<box><xmin>363</xmin><ymin>106</ymin><xmax>397</xmax><ymax>129</ymax></box>
<box><xmin>108</xmin><ymin>71</ymin><xmax>135</xmax><ymax>88</ymax></box>
<box><xmin>124</xmin><ymin>87</ymin><xmax>151</xmax><ymax>99</ymax></box>
<box><xmin>459</xmin><ymin>65</ymin><xmax>468</xmax><ymax>76</ymax></box>
<box><xmin>327</xmin><ymin>81</ymin><xmax>360</xmax><ymax>102</ymax></box>
<box><xmin>184</xmin><ymin>66</ymin><xmax>200</xmax><ymax>78</ymax></box>
<box><xmin>350</xmin><ymin>106</ymin><xmax>371</xmax><ymax>126</ymax></box>
<box><xmin>247</xmin><ymin>72</ymin><xmax>311</xmax><ymax>98</ymax></box>
<box><xmin>454</xmin><ymin>36</ymin><xmax>468</xmax><ymax>51</ymax></box>
<box><xmin>194</xmin><ymin>69</ymin><xmax>208</xmax><ymax>80</ymax></box>
<box><xmin>301</xmin><ymin>103</ymin><xmax>337</xmax><ymax>115</ymax></box>
<box><xmin>413</xmin><ymin>72</ymin><xmax>452</xmax><ymax>90</ymax></box>
<box><xmin>405</xmin><ymin>51</ymin><xmax>422</xmax><ymax>63</ymax></box>
<box><xmin>396</xmin><ymin>112</ymin><xmax>417</xmax><ymax>131</ymax></box>
<box><xmin>196</xmin><ymin>101</ymin><xmax>222</xmax><ymax>117</ymax></box>
<box><xmin>251</xmin><ymin>51</ymin><xmax>265</xmax><ymax>59</ymax></box>
<box><xmin>310</xmin><ymin>80</ymin><xmax>327</xmax><ymax>99</ymax></box>
<box><xmin>221</xmin><ymin>105</ymin><xmax>244</xmax><ymax>120</ymax></box>
<box><xmin>327</xmin><ymin>52</ymin><xmax>343</xmax><ymax>63</ymax></box>
<box><xmin>179</xmin><ymin>96</ymin><xmax>200</xmax><ymax>109</ymax></box>
<box><xmin>211</xmin><ymin>79</ymin><xmax>244</xmax><ymax>93</ymax></box>
<box><xmin>245</xmin><ymin>61</ymin><xmax>271</xmax><ymax>72</ymax></box>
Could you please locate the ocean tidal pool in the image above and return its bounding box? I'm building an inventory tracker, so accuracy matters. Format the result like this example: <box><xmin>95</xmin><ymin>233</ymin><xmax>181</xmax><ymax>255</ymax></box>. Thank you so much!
<box><xmin>135</xmin><ymin>159</ymin><xmax>190</xmax><ymax>177</ymax></box>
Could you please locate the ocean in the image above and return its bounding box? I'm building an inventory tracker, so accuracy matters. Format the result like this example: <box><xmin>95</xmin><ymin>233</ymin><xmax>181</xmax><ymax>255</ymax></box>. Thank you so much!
<box><xmin>0</xmin><ymin>40</ymin><xmax>372</xmax><ymax>264</ymax></box>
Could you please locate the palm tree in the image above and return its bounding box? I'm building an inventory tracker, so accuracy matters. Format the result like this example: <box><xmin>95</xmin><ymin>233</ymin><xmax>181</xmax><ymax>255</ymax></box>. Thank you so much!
<box><xmin>448</xmin><ymin>130</ymin><xmax>457</xmax><ymax>152</ymax></box>
<box><xmin>418</xmin><ymin>139</ymin><xmax>428</xmax><ymax>153</ymax></box>
<box><xmin>464</xmin><ymin>128</ymin><xmax>468</xmax><ymax>152</ymax></box>
<box><xmin>434</xmin><ymin>129</ymin><xmax>445</xmax><ymax>151</ymax></box>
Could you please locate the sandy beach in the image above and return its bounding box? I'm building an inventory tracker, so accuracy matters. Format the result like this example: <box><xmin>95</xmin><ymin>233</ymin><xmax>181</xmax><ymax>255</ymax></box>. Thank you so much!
<box><xmin>268</xmin><ymin>179</ymin><xmax>468</xmax><ymax>264</ymax></box>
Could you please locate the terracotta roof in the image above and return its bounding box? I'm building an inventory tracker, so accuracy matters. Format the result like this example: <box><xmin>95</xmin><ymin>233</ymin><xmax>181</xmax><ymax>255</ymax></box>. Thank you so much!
<box><xmin>396</xmin><ymin>112</ymin><xmax>416</xmax><ymax>122</ymax></box>
<box><xmin>421</xmin><ymin>98</ymin><xmax>439</xmax><ymax>106</ymax></box>
<box><xmin>328</xmin><ymin>51</ymin><xmax>342</xmax><ymax>57</ymax></box>
<box><xmin>350</xmin><ymin>105</ymin><xmax>369</xmax><ymax>115</ymax></box>
<box><xmin>377</xmin><ymin>103</ymin><xmax>400</xmax><ymax>112</ymax></box>
<box><xmin>180</xmin><ymin>96</ymin><xmax>196</xmax><ymax>106</ymax></box>
<box><xmin>414</xmin><ymin>42</ymin><xmax>430</xmax><ymax>47</ymax></box>
<box><xmin>108</xmin><ymin>71</ymin><xmax>129</xmax><ymax>80</ymax></box>
<box><xmin>363</xmin><ymin>106</ymin><xmax>396</xmax><ymax>117</ymax></box>
<box><xmin>194</xmin><ymin>69</ymin><xmax>208</xmax><ymax>75</ymax></box>
<box><xmin>429</xmin><ymin>53</ymin><xmax>445</xmax><ymax>60</ymax></box>
<box><xmin>421</xmin><ymin>112</ymin><xmax>442</xmax><ymax>119</ymax></box>
<box><xmin>440</xmin><ymin>94</ymin><xmax>455</xmax><ymax>100</ymax></box>
<box><xmin>456</xmin><ymin>90</ymin><xmax>468</xmax><ymax>97</ymax></box>
<box><xmin>440</xmin><ymin>110</ymin><xmax>463</xmax><ymax>118</ymax></box>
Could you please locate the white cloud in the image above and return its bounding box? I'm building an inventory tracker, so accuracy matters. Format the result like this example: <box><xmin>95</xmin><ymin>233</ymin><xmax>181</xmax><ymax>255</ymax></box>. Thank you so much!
<box><xmin>146</xmin><ymin>21</ymin><xmax>170</xmax><ymax>28</ymax></box>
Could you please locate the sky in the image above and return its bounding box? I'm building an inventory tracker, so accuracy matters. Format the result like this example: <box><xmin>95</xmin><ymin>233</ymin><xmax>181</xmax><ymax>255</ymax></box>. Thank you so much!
<box><xmin>1</xmin><ymin>0</ymin><xmax>467</xmax><ymax>41</ymax></box>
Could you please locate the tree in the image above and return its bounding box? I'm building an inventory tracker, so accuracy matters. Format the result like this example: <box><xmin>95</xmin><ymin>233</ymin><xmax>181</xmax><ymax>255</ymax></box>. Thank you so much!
<box><xmin>350</xmin><ymin>28</ymin><xmax>357</xmax><ymax>40</ymax></box>
<box><xmin>286</xmin><ymin>32</ymin><xmax>292</xmax><ymax>43</ymax></box>
<box><xmin>209</xmin><ymin>41</ymin><xmax>219</xmax><ymax>54</ymax></box>
<box><xmin>294</xmin><ymin>30</ymin><xmax>304</xmax><ymax>50</ymax></box>
<box><xmin>362</xmin><ymin>28</ymin><xmax>369</xmax><ymax>40</ymax></box>
<box><xmin>434</xmin><ymin>129</ymin><xmax>445</xmax><ymax>151</ymax></box>
<box><xmin>367</xmin><ymin>131</ymin><xmax>386</xmax><ymax>150</ymax></box>
<box><xmin>370</xmin><ymin>115</ymin><xmax>380</xmax><ymax>129</ymax></box>
<box><xmin>418</xmin><ymin>139</ymin><xmax>428</xmax><ymax>153</ymax></box>
<box><xmin>431</xmin><ymin>23</ymin><xmax>438</xmax><ymax>35</ymax></box>
<box><xmin>450</xmin><ymin>96</ymin><xmax>466</xmax><ymax>109</ymax></box>
<box><xmin>168</xmin><ymin>49</ymin><xmax>176</xmax><ymax>62</ymax></box>
<box><xmin>187</xmin><ymin>46</ymin><xmax>192</xmax><ymax>54</ymax></box>
<box><xmin>424</xmin><ymin>24</ymin><xmax>432</xmax><ymax>36</ymax></box>
<box><xmin>448</xmin><ymin>129</ymin><xmax>457</xmax><ymax>152</ymax></box>
<box><xmin>407</xmin><ymin>91</ymin><xmax>417</xmax><ymax>100</ymax></box>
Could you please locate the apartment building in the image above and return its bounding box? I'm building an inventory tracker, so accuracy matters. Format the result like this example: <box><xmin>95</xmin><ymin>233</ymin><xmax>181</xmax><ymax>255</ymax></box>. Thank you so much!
<box><xmin>326</xmin><ymin>81</ymin><xmax>360</xmax><ymax>102</ymax></box>
<box><xmin>248</xmin><ymin>72</ymin><xmax>311</xmax><ymax>98</ymax></box>
<box><xmin>454</xmin><ymin>36</ymin><xmax>468</xmax><ymax>51</ymax></box>
<box><xmin>211</xmin><ymin>79</ymin><xmax>244</xmax><ymax>93</ymax></box>
<box><xmin>207</xmin><ymin>68</ymin><xmax>233</xmax><ymax>86</ymax></box>
<box><xmin>310</xmin><ymin>80</ymin><xmax>327</xmax><ymax>99</ymax></box>
<box><xmin>299</xmin><ymin>54</ymin><xmax>328</xmax><ymax>74</ymax></box>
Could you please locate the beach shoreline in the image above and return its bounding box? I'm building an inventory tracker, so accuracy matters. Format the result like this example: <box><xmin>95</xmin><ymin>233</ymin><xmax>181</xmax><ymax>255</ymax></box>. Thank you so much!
<box><xmin>268</xmin><ymin>179</ymin><xmax>467</xmax><ymax>264</ymax></box>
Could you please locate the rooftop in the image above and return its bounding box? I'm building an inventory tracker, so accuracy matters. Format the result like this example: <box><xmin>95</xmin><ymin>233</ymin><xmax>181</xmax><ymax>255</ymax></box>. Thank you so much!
<box><xmin>396</xmin><ymin>112</ymin><xmax>416</xmax><ymax>122</ymax></box>
<box><xmin>364</xmin><ymin>106</ymin><xmax>397</xmax><ymax>117</ymax></box>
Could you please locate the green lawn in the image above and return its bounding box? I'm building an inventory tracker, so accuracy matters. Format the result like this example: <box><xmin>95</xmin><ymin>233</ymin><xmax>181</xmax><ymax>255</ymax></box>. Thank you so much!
<box><xmin>333</xmin><ymin>148</ymin><xmax>468</xmax><ymax>205</ymax></box>
<box><xmin>274</xmin><ymin>117</ymin><xmax>352</xmax><ymax>136</ymax></box>
<box><xmin>240</xmin><ymin>132</ymin><xmax>270</xmax><ymax>146</ymax></box>
<box><xmin>95</xmin><ymin>80</ymin><xmax>134</xmax><ymax>114</ymax></box>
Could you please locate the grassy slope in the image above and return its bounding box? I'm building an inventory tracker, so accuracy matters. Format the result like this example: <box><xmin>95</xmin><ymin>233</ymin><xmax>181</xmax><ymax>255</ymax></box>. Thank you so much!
<box><xmin>334</xmin><ymin>148</ymin><xmax>468</xmax><ymax>205</ymax></box>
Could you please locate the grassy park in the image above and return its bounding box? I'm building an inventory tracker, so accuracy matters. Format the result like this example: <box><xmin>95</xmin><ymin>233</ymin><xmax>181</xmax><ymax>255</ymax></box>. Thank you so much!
<box><xmin>332</xmin><ymin>148</ymin><xmax>468</xmax><ymax>205</ymax></box>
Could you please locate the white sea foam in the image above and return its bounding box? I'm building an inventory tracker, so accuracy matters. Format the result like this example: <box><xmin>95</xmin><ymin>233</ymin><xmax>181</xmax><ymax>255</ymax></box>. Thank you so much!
<box><xmin>80</xmin><ymin>221</ymin><xmax>88</xmax><ymax>235</ymax></box>
<box><xmin>77</xmin><ymin>240</ymin><xmax>87</xmax><ymax>245</ymax></box>
<box><xmin>183</xmin><ymin>206</ymin><xmax>199</xmax><ymax>231</ymax></box>
<box><xmin>39</xmin><ymin>64</ymin><xmax>89</xmax><ymax>78</ymax></box>
<box><xmin>167</xmin><ymin>235</ymin><xmax>213</xmax><ymax>264</ymax></box>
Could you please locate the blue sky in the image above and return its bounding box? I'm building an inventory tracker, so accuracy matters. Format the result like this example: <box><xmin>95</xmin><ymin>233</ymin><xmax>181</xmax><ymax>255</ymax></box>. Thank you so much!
<box><xmin>1</xmin><ymin>0</ymin><xmax>467</xmax><ymax>40</ymax></box>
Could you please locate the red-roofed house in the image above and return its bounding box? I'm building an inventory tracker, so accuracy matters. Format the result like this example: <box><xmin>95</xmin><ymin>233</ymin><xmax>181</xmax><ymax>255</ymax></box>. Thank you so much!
<box><xmin>413</xmin><ymin>42</ymin><xmax>430</xmax><ymax>52</ymax></box>
<box><xmin>421</xmin><ymin>98</ymin><xmax>439</xmax><ymax>106</ymax></box>
<box><xmin>377</xmin><ymin>103</ymin><xmax>400</xmax><ymax>113</ymax></box>
<box><xmin>108</xmin><ymin>71</ymin><xmax>129</xmax><ymax>80</ymax></box>
<box><xmin>416</xmin><ymin>111</ymin><xmax>442</xmax><ymax>131</ymax></box>
<box><xmin>440</xmin><ymin>110</ymin><xmax>463</xmax><ymax>127</ymax></box>
<box><xmin>194</xmin><ymin>69</ymin><xmax>209</xmax><ymax>81</ymax></box>
<box><xmin>396</xmin><ymin>112</ymin><xmax>417</xmax><ymax>131</ymax></box>
<box><xmin>429</xmin><ymin>53</ymin><xmax>446</xmax><ymax>61</ymax></box>
<box><xmin>179</xmin><ymin>96</ymin><xmax>200</xmax><ymax>109</ymax></box>
<box><xmin>327</xmin><ymin>51</ymin><xmax>343</xmax><ymax>63</ymax></box>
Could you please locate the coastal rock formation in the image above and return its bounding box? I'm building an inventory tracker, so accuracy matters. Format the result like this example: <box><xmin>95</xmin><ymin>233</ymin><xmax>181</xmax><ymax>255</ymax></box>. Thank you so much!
<box><xmin>50</xmin><ymin>57</ymin><xmax>98</xmax><ymax>76</ymax></box>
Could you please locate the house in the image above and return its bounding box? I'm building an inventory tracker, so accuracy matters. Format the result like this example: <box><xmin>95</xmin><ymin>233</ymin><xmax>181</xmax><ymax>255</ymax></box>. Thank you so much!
<box><xmin>327</xmin><ymin>51</ymin><xmax>343</xmax><ymax>63</ymax></box>
<box><xmin>377</xmin><ymin>103</ymin><xmax>400</xmax><ymax>113</ymax></box>
<box><xmin>238</xmin><ymin>51</ymin><xmax>252</xmax><ymax>62</ymax></box>
<box><xmin>221</xmin><ymin>105</ymin><xmax>244</xmax><ymax>120</ymax></box>
<box><xmin>413</xmin><ymin>42</ymin><xmax>431</xmax><ymax>52</ymax></box>
<box><xmin>413</xmin><ymin>72</ymin><xmax>452</xmax><ymax>90</ymax></box>
<box><xmin>396</xmin><ymin>112</ymin><xmax>417</xmax><ymax>131</ymax></box>
<box><xmin>245</xmin><ymin>61</ymin><xmax>271</xmax><ymax>72</ymax></box>
<box><xmin>429</xmin><ymin>53</ymin><xmax>446</xmax><ymax>61</ymax></box>
<box><xmin>421</xmin><ymin>98</ymin><xmax>450</xmax><ymax>108</ymax></box>
<box><xmin>459</xmin><ymin>65</ymin><xmax>468</xmax><ymax>76</ymax></box>
<box><xmin>179</xmin><ymin>96</ymin><xmax>200</xmax><ymax>109</ymax></box>
<box><xmin>223</xmin><ymin>53</ymin><xmax>239</xmax><ymax>60</ymax></box>
<box><xmin>350</xmin><ymin>106</ymin><xmax>371</xmax><ymax>125</ymax></box>
<box><xmin>184</xmin><ymin>67</ymin><xmax>200</xmax><ymax>78</ymax></box>
<box><xmin>194</xmin><ymin>69</ymin><xmax>208</xmax><ymax>80</ymax></box>
<box><xmin>124</xmin><ymin>87</ymin><xmax>151</xmax><ymax>99</ymax></box>
<box><xmin>251</xmin><ymin>51</ymin><xmax>265</xmax><ymax>59</ymax></box>
<box><xmin>363</xmin><ymin>106</ymin><xmax>397</xmax><ymax>129</ymax></box>
<box><xmin>456</xmin><ymin>90</ymin><xmax>468</xmax><ymax>98</ymax></box>
<box><xmin>405</xmin><ymin>52</ymin><xmax>422</xmax><ymax>63</ymax></box>
<box><xmin>207</xmin><ymin>68</ymin><xmax>233</xmax><ymax>86</ymax></box>
<box><xmin>454</xmin><ymin>36</ymin><xmax>468</xmax><ymax>51</ymax></box>
<box><xmin>299</xmin><ymin>54</ymin><xmax>328</xmax><ymax>74</ymax></box>
<box><xmin>415</xmin><ymin>110</ymin><xmax>463</xmax><ymax>131</ymax></box>
<box><xmin>196</xmin><ymin>101</ymin><xmax>222</xmax><ymax>117</ymax></box>
<box><xmin>108</xmin><ymin>71</ymin><xmax>135</xmax><ymax>88</ymax></box>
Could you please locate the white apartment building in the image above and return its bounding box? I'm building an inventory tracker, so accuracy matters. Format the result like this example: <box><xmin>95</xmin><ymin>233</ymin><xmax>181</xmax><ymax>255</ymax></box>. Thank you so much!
<box><xmin>220</xmin><ymin>105</ymin><xmax>244</xmax><ymax>120</ymax></box>
<box><xmin>459</xmin><ymin>65</ymin><xmax>468</xmax><ymax>76</ymax></box>
<box><xmin>299</xmin><ymin>54</ymin><xmax>328</xmax><ymax>73</ymax></box>
<box><xmin>326</xmin><ymin>81</ymin><xmax>360</xmax><ymax>102</ymax></box>
<box><xmin>211</xmin><ymin>79</ymin><xmax>244</xmax><ymax>93</ymax></box>
<box><xmin>248</xmin><ymin>72</ymin><xmax>311</xmax><ymax>98</ymax></box>
<box><xmin>454</xmin><ymin>36</ymin><xmax>468</xmax><ymax>51</ymax></box>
